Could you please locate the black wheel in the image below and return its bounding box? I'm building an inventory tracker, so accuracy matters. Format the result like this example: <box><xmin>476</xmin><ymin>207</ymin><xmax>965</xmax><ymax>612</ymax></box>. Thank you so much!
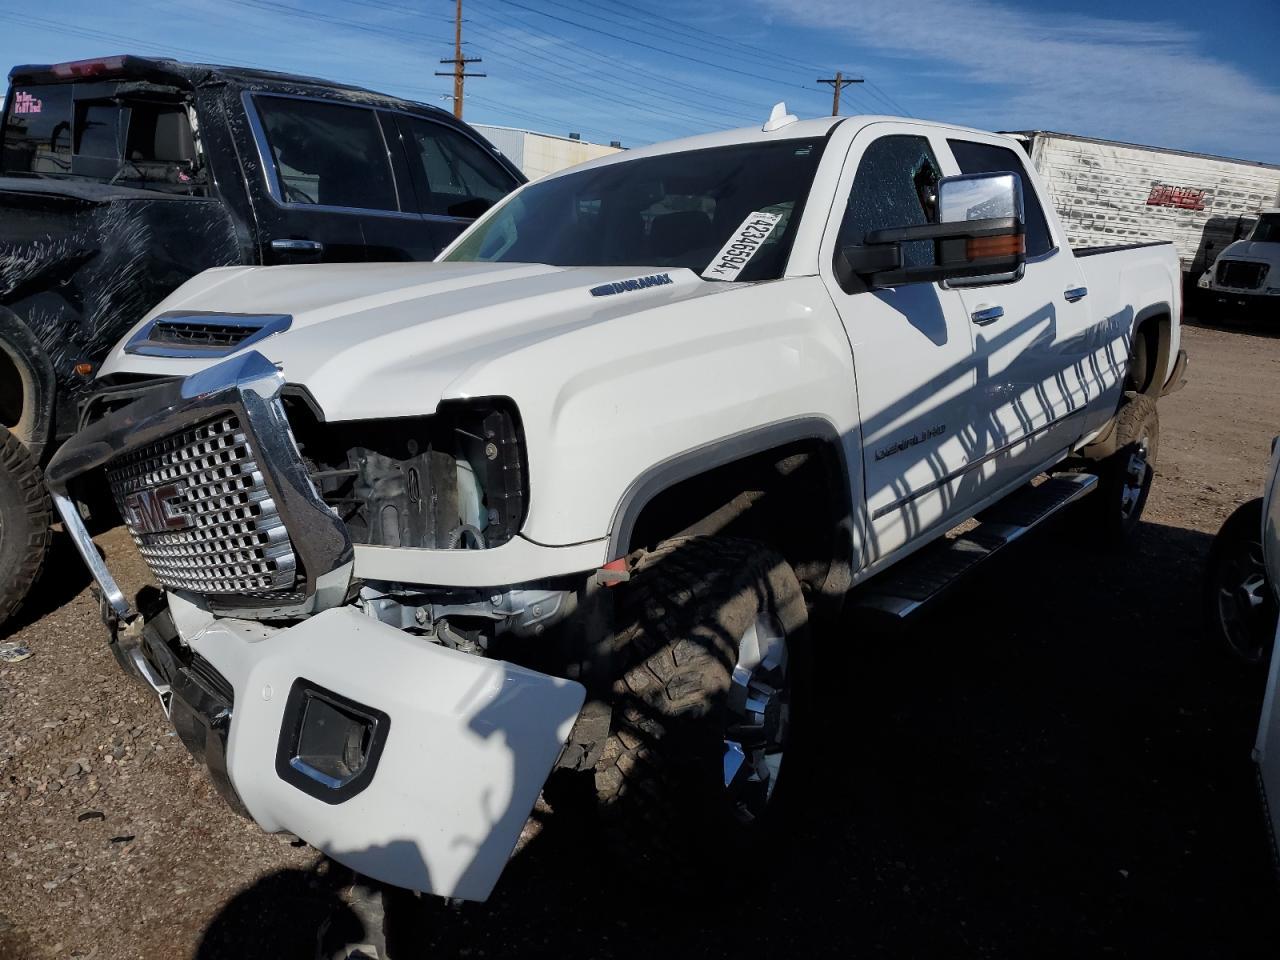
<box><xmin>0</xmin><ymin>423</ymin><xmax>51</xmax><ymax>629</ymax></box>
<box><xmin>593</xmin><ymin>536</ymin><xmax>810</xmax><ymax>876</ymax></box>
<box><xmin>1204</xmin><ymin>499</ymin><xmax>1276</xmax><ymax>666</ymax></box>
<box><xmin>1090</xmin><ymin>393</ymin><xmax>1159</xmax><ymax>545</ymax></box>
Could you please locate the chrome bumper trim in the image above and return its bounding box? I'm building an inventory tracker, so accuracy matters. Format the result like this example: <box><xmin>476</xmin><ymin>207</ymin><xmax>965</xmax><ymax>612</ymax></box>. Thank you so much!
<box><xmin>51</xmin><ymin>492</ymin><xmax>132</xmax><ymax>620</ymax></box>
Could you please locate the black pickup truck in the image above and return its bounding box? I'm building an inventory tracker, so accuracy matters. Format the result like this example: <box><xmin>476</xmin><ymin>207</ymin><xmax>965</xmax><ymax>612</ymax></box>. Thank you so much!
<box><xmin>0</xmin><ymin>55</ymin><xmax>524</xmax><ymax>626</ymax></box>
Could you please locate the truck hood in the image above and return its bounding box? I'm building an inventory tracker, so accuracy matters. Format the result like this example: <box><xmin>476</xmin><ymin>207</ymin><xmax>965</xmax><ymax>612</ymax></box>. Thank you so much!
<box><xmin>99</xmin><ymin>261</ymin><xmax>738</xmax><ymax>419</ymax></box>
<box><xmin>1218</xmin><ymin>239</ymin><xmax>1280</xmax><ymax>266</ymax></box>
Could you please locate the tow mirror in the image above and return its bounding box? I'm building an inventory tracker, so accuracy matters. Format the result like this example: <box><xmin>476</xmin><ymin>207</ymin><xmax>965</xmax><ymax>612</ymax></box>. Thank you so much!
<box><xmin>838</xmin><ymin>172</ymin><xmax>1026</xmax><ymax>289</ymax></box>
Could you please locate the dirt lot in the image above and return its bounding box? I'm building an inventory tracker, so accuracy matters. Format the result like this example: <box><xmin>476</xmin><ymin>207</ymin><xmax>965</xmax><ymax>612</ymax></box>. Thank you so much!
<box><xmin>2</xmin><ymin>316</ymin><xmax>1280</xmax><ymax>960</ymax></box>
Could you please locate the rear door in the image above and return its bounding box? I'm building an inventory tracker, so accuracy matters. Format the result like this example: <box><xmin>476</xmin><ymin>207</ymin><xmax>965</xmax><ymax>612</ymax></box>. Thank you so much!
<box><xmin>938</xmin><ymin>134</ymin><xmax>1094</xmax><ymax>494</ymax></box>
<box><xmin>818</xmin><ymin>123</ymin><xmax>982</xmax><ymax>560</ymax></box>
<box><xmin>241</xmin><ymin>93</ymin><xmax>440</xmax><ymax>263</ymax></box>
<box><xmin>389</xmin><ymin>112</ymin><xmax>520</xmax><ymax>252</ymax></box>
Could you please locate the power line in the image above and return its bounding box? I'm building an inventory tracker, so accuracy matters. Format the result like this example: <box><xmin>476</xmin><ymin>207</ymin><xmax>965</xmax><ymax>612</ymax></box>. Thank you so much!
<box><xmin>466</xmin><ymin>93</ymin><xmax>638</xmax><ymax>145</ymax></box>
<box><xmin>865</xmin><ymin>81</ymin><xmax>915</xmax><ymax>118</ymax></box>
<box><xmin>456</xmin><ymin>27</ymin><xmax>751</xmax><ymax>127</ymax></box>
<box><xmin>545</xmin><ymin>0</ymin><xmax>913</xmax><ymax>117</ymax></box>
<box><xmin>234</xmin><ymin>0</ymin><xmax>746</xmax><ymax>133</ymax></box>
<box><xmin>341</xmin><ymin>0</ymin><xmax>776</xmax><ymax>118</ymax></box>
<box><xmin>457</xmin><ymin>7</ymin><xmax>764</xmax><ymax>117</ymax></box>
<box><xmin>490</xmin><ymin>0</ymin><xmax>890</xmax><ymax>114</ymax></box>
<box><xmin>484</xmin><ymin>0</ymin><xmax>828</xmax><ymax>98</ymax></box>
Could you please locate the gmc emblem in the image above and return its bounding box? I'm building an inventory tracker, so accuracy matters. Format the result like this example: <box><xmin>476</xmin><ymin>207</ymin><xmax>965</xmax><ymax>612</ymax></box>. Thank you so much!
<box><xmin>122</xmin><ymin>483</ymin><xmax>191</xmax><ymax>535</ymax></box>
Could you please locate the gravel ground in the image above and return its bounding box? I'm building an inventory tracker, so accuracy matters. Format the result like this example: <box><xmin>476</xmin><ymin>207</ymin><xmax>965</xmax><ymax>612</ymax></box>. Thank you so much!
<box><xmin>3</xmin><ymin>315</ymin><xmax>1280</xmax><ymax>959</ymax></box>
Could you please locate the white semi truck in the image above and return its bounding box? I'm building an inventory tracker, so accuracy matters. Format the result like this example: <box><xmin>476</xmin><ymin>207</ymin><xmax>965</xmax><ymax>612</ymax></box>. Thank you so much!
<box><xmin>1195</xmin><ymin>209</ymin><xmax>1280</xmax><ymax>317</ymax></box>
<box><xmin>1008</xmin><ymin>130</ymin><xmax>1280</xmax><ymax>280</ymax></box>
<box><xmin>47</xmin><ymin>109</ymin><xmax>1186</xmax><ymax>907</ymax></box>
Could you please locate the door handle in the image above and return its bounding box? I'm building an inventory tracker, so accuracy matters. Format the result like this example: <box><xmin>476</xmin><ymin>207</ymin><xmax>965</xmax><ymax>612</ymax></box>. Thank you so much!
<box><xmin>971</xmin><ymin>304</ymin><xmax>1004</xmax><ymax>325</ymax></box>
<box><xmin>1064</xmin><ymin>286</ymin><xmax>1088</xmax><ymax>303</ymax></box>
<box><xmin>271</xmin><ymin>238</ymin><xmax>325</xmax><ymax>255</ymax></box>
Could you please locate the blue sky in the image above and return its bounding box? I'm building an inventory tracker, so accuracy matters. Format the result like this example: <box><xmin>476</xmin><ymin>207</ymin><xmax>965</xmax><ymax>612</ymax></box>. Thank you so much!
<box><xmin>2</xmin><ymin>0</ymin><xmax>1278</xmax><ymax>160</ymax></box>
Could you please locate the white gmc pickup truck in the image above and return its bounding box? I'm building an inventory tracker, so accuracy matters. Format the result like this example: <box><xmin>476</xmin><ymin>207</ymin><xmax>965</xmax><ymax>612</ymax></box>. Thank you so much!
<box><xmin>47</xmin><ymin>108</ymin><xmax>1187</xmax><ymax>904</ymax></box>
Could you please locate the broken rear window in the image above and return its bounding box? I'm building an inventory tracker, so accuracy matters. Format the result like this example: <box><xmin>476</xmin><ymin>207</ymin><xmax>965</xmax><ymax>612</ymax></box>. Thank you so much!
<box><xmin>2</xmin><ymin>83</ymin><xmax>203</xmax><ymax>193</ymax></box>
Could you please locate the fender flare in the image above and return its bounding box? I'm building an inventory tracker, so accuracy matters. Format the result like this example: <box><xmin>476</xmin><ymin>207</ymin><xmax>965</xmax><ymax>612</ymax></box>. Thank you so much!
<box><xmin>1130</xmin><ymin>303</ymin><xmax>1174</xmax><ymax>397</ymax></box>
<box><xmin>605</xmin><ymin>416</ymin><xmax>854</xmax><ymax>560</ymax></box>
<box><xmin>0</xmin><ymin>305</ymin><xmax>57</xmax><ymax>462</ymax></box>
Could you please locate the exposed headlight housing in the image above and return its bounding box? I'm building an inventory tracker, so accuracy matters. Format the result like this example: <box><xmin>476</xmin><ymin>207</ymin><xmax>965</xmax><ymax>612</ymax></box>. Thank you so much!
<box><xmin>282</xmin><ymin>393</ymin><xmax>527</xmax><ymax>551</ymax></box>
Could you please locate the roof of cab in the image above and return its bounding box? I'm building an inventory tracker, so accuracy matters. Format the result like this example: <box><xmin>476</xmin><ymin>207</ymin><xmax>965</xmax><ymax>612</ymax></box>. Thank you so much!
<box><xmin>538</xmin><ymin>113</ymin><xmax>995</xmax><ymax>182</ymax></box>
<box><xmin>8</xmin><ymin>54</ymin><xmax>455</xmax><ymax>118</ymax></box>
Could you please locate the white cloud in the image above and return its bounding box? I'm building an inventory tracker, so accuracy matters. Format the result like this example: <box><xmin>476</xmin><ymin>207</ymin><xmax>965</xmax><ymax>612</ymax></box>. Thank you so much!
<box><xmin>765</xmin><ymin>0</ymin><xmax>1280</xmax><ymax>160</ymax></box>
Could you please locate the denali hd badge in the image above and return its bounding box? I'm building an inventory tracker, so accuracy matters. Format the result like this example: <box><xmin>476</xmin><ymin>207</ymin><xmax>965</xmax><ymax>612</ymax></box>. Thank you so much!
<box><xmin>875</xmin><ymin>424</ymin><xmax>947</xmax><ymax>461</ymax></box>
<box><xmin>589</xmin><ymin>273</ymin><xmax>673</xmax><ymax>297</ymax></box>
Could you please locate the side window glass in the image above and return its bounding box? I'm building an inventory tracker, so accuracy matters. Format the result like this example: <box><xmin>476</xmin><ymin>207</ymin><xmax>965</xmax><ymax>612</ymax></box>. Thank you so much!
<box><xmin>253</xmin><ymin>96</ymin><xmax>398</xmax><ymax>212</ymax></box>
<box><xmin>837</xmin><ymin>135</ymin><xmax>941</xmax><ymax>270</ymax></box>
<box><xmin>398</xmin><ymin>117</ymin><xmax>517</xmax><ymax>219</ymax></box>
<box><xmin>947</xmin><ymin>139</ymin><xmax>1052</xmax><ymax>257</ymax></box>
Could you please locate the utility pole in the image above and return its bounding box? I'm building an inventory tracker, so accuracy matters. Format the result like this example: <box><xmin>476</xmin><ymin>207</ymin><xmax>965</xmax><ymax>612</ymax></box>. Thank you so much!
<box><xmin>435</xmin><ymin>0</ymin><xmax>484</xmax><ymax>120</ymax></box>
<box><xmin>817</xmin><ymin>71</ymin><xmax>864</xmax><ymax>116</ymax></box>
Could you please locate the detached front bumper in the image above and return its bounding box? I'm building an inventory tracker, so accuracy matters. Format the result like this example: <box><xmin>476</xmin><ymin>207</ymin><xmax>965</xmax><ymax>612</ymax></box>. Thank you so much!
<box><xmin>124</xmin><ymin>602</ymin><xmax>584</xmax><ymax>902</ymax></box>
<box><xmin>46</xmin><ymin>348</ymin><xmax>589</xmax><ymax>900</ymax></box>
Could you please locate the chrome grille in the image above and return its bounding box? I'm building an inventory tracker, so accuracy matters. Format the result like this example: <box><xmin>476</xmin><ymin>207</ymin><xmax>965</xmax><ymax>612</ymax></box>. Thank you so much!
<box><xmin>107</xmin><ymin>415</ymin><xmax>298</xmax><ymax>595</ymax></box>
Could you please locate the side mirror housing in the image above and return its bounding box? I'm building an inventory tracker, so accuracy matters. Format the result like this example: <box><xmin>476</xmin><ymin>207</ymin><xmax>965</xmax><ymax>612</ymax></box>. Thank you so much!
<box><xmin>838</xmin><ymin>172</ymin><xmax>1026</xmax><ymax>290</ymax></box>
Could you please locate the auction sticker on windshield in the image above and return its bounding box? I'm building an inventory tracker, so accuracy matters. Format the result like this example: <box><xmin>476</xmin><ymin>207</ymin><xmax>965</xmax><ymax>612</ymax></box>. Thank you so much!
<box><xmin>702</xmin><ymin>210</ymin><xmax>783</xmax><ymax>281</ymax></box>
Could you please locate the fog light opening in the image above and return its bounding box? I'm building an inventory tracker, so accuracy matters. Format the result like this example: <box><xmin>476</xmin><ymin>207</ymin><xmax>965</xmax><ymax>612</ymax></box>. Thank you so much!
<box><xmin>276</xmin><ymin>680</ymin><xmax>390</xmax><ymax>803</ymax></box>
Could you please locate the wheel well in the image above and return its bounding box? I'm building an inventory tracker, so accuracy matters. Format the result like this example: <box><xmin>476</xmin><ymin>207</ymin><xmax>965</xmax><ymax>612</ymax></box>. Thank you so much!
<box><xmin>0</xmin><ymin>344</ymin><xmax>23</xmax><ymax>431</ymax></box>
<box><xmin>624</xmin><ymin>438</ymin><xmax>853</xmax><ymax>607</ymax></box>
<box><xmin>1128</xmin><ymin>312</ymin><xmax>1170</xmax><ymax>396</ymax></box>
<box><xmin>0</xmin><ymin>307</ymin><xmax>58</xmax><ymax>461</ymax></box>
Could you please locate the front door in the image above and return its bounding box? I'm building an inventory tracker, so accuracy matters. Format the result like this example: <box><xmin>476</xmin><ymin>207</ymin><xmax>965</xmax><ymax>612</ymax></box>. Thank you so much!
<box><xmin>938</xmin><ymin>135</ymin><xmax>1095</xmax><ymax>494</ymax></box>
<box><xmin>819</xmin><ymin>124</ymin><xmax>983</xmax><ymax>562</ymax></box>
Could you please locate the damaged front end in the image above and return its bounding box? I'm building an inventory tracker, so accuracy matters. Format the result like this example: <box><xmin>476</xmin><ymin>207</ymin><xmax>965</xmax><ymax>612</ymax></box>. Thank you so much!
<box><xmin>45</xmin><ymin>350</ymin><xmax>587</xmax><ymax>901</ymax></box>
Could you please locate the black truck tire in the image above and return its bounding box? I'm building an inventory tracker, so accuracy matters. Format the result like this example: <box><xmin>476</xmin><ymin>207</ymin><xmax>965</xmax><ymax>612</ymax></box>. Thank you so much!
<box><xmin>1089</xmin><ymin>393</ymin><xmax>1160</xmax><ymax>545</ymax></box>
<box><xmin>0</xmin><ymin>423</ymin><xmax>51</xmax><ymax>629</ymax></box>
<box><xmin>1203</xmin><ymin>498</ymin><xmax>1276</xmax><ymax>666</ymax></box>
<box><xmin>593</xmin><ymin>536</ymin><xmax>809</xmax><ymax>879</ymax></box>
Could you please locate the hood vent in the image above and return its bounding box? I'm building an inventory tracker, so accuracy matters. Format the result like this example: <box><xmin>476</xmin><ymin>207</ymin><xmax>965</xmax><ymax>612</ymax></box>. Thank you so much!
<box><xmin>125</xmin><ymin>312</ymin><xmax>292</xmax><ymax>359</ymax></box>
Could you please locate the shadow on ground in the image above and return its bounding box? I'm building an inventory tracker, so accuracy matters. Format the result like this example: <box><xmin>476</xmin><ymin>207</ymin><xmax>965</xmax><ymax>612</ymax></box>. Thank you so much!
<box><xmin>1186</xmin><ymin>311</ymin><xmax>1280</xmax><ymax>340</ymax></box>
<box><xmin>195</xmin><ymin>509</ymin><xmax>1280</xmax><ymax>959</ymax></box>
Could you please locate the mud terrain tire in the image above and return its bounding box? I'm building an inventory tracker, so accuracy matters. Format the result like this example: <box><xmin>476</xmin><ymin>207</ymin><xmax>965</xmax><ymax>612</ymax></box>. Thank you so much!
<box><xmin>0</xmin><ymin>424</ymin><xmax>50</xmax><ymax>630</ymax></box>
<box><xmin>1091</xmin><ymin>393</ymin><xmax>1160</xmax><ymax>545</ymax></box>
<box><xmin>593</xmin><ymin>536</ymin><xmax>809</xmax><ymax>878</ymax></box>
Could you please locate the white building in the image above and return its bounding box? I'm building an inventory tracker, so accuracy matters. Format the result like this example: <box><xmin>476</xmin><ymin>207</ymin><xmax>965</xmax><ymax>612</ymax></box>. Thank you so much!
<box><xmin>472</xmin><ymin>124</ymin><xmax>623</xmax><ymax>180</ymax></box>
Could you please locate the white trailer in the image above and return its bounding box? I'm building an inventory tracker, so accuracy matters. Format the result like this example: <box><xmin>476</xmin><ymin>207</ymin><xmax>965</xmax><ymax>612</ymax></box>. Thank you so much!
<box><xmin>1008</xmin><ymin>131</ymin><xmax>1280</xmax><ymax>276</ymax></box>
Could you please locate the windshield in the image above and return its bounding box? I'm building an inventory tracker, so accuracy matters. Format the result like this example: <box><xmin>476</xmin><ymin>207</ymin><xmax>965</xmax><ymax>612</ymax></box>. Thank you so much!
<box><xmin>1251</xmin><ymin>214</ymin><xmax>1280</xmax><ymax>243</ymax></box>
<box><xmin>2</xmin><ymin>82</ymin><xmax>206</xmax><ymax>195</ymax></box>
<box><xmin>444</xmin><ymin>138</ymin><xmax>827</xmax><ymax>281</ymax></box>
